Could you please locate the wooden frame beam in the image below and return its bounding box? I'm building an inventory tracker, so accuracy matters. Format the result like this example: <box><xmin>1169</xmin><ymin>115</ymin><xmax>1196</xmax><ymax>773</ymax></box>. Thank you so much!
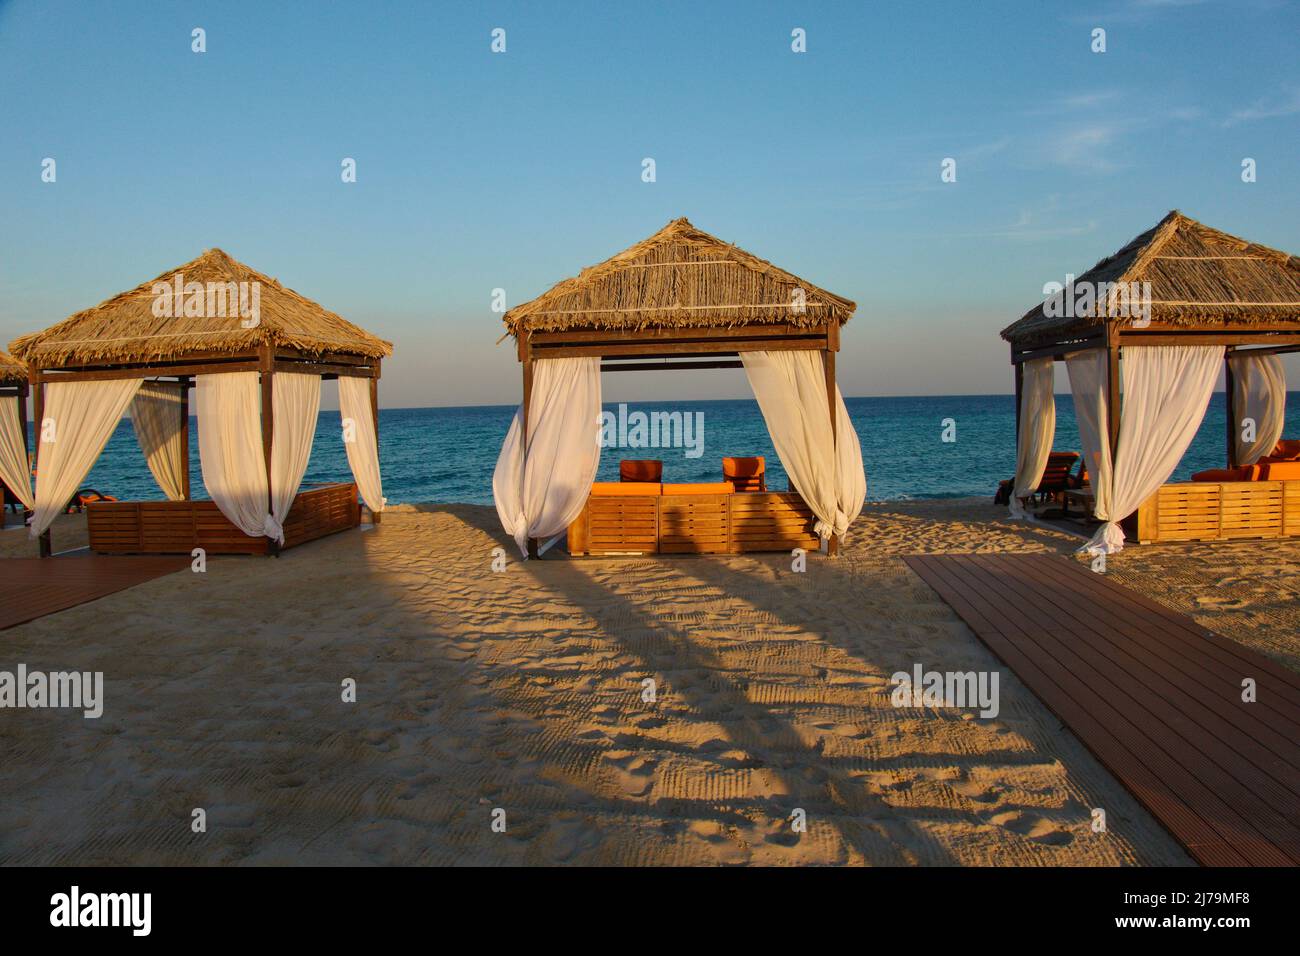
<box><xmin>600</xmin><ymin>359</ymin><xmax>744</xmax><ymax>372</ymax></box>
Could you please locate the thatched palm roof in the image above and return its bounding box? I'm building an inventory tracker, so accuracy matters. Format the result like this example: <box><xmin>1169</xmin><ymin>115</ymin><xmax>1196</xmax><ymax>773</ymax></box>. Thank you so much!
<box><xmin>0</xmin><ymin>350</ymin><xmax>26</xmax><ymax>385</ymax></box>
<box><xmin>1002</xmin><ymin>211</ymin><xmax>1300</xmax><ymax>346</ymax></box>
<box><xmin>10</xmin><ymin>249</ymin><xmax>392</xmax><ymax>367</ymax></box>
<box><xmin>504</xmin><ymin>218</ymin><xmax>856</xmax><ymax>336</ymax></box>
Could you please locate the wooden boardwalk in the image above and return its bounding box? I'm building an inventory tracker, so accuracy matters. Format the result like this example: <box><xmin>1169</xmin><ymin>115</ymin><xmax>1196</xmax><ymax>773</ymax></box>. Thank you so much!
<box><xmin>903</xmin><ymin>552</ymin><xmax>1300</xmax><ymax>867</ymax></box>
<box><xmin>0</xmin><ymin>555</ymin><xmax>190</xmax><ymax>630</ymax></box>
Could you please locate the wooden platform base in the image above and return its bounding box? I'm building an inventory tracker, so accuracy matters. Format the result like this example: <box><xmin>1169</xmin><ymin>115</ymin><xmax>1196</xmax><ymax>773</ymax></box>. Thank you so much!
<box><xmin>0</xmin><ymin>555</ymin><xmax>190</xmax><ymax>630</ymax></box>
<box><xmin>85</xmin><ymin>482</ymin><xmax>360</xmax><ymax>555</ymax></box>
<box><xmin>904</xmin><ymin>552</ymin><xmax>1300</xmax><ymax>867</ymax></box>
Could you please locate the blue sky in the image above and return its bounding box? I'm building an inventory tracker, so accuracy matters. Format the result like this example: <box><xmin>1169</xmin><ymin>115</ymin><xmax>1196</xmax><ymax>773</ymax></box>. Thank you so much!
<box><xmin>1</xmin><ymin>0</ymin><xmax>1297</xmax><ymax>407</ymax></box>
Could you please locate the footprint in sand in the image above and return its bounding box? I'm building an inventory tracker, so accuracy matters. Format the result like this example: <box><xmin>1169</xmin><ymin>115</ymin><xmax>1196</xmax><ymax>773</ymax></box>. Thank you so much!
<box><xmin>601</xmin><ymin>750</ymin><xmax>658</xmax><ymax>796</ymax></box>
<box><xmin>990</xmin><ymin>810</ymin><xmax>1073</xmax><ymax>845</ymax></box>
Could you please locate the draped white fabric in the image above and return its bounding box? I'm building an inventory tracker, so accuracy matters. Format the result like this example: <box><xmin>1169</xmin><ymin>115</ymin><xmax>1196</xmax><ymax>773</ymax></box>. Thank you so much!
<box><xmin>493</xmin><ymin>357</ymin><xmax>603</xmax><ymax>557</ymax></box>
<box><xmin>30</xmin><ymin>378</ymin><xmax>142</xmax><ymax>538</ymax></box>
<box><xmin>1008</xmin><ymin>358</ymin><xmax>1055</xmax><ymax>519</ymax></box>
<box><xmin>338</xmin><ymin>376</ymin><xmax>385</xmax><ymax>514</ymax></box>
<box><xmin>131</xmin><ymin>381</ymin><xmax>188</xmax><ymax>501</ymax></box>
<box><xmin>1065</xmin><ymin>350</ymin><xmax>1113</xmax><ymax>522</ymax></box>
<box><xmin>1083</xmin><ymin>345</ymin><xmax>1225</xmax><ymax>555</ymax></box>
<box><xmin>740</xmin><ymin>350</ymin><xmax>867</xmax><ymax>539</ymax></box>
<box><xmin>269</xmin><ymin>373</ymin><xmax>321</xmax><ymax>541</ymax></box>
<box><xmin>196</xmin><ymin>372</ymin><xmax>275</xmax><ymax>540</ymax></box>
<box><xmin>0</xmin><ymin>397</ymin><xmax>33</xmax><ymax>510</ymax></box>
<box><xmin>1229</xmin><ymin>352</ymin><xmax>1286</xmax><ymax>466</ymax></box>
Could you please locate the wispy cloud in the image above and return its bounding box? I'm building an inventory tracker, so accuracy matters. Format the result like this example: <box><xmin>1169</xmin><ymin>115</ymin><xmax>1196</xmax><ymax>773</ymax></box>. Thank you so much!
<box><xmin>1038</xmin><ymin>123</ymin><xmax>1127</xmax><ymax>173</ymax></box>
<box><xmin>1224</xmin><ymin>87</ymin><xmax>1300</xmax><ymax>125</ymax></box>
<box><xmin>949</xmin><ymin>197</ymin><xmax>1100</xmax><ymax>241</ymax></box>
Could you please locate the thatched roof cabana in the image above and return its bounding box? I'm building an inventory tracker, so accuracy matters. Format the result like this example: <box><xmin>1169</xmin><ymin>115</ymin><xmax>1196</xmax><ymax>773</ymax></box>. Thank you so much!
<box><xmin>1000</xmin><ymin>211</ymin><xmax>1300</xmax><ymax>553</ymax></box>
<box><xmin>504</xmin><ymin>217</ymin><xmax>855</xmax><ymax>336</ymax></box>
<box><xmin>9</xmin><ymin>250</ymin><xmax>391</xmax><ymax>556</ymax></box>
<box><xmin>1002</xmin><ymin>210</ymin><xmax>1300</xmax><ymax>354</ymax></box>
<box><xmin>11</xmin><ymin>248</ymin><xmax>391</xmax><ymax>368</ymax></box>
<box><xmin>499</xmin><ymin>218</ymin><xmax>861</xmax><ymax>557</ymax></box>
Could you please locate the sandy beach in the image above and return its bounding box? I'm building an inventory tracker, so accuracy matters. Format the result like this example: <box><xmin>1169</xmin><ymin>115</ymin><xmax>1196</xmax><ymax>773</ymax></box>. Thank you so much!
<box><xmin>2</xmin><ymin>499</ymin><xmax>1293</xmax><ymax>866</ymax></box>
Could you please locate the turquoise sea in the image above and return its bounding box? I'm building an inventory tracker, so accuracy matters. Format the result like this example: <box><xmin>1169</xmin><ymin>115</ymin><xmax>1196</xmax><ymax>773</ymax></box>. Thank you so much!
<box><xmin>46</xmin><ymin>393</ymin><xmax>1300</xmax><ymax>507</ymax></box>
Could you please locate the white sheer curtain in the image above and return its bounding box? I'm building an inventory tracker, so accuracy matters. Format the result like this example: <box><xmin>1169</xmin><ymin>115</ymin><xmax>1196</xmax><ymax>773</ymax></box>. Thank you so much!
<box><xmin>740</xmin><ymin>350</ymin><xmax>866</xmax><ymax>539</ymax></box>
<box><xmin>131</xmin><ymin>381</ymin><xmax>188</xmax><ymax>501</ymax></box>
<box><xmin>1066</xmin><ymin>350</ymin><xmax>1113</xmax><ymax>521</ymax></box>
<box><xmin>196</xmin><ymin>372</ymin><xmax>274</xmax><ymax>540</ymax></box>
<box><xmin>1083</xmin><ymin>345</ymin><xmax>1224</xmax><ymax>554</ymax></box>
<box><xmin>0</xmin><ymin>396</ymin><xmax>33</xmax><ymax>510</ymax></box>
<box><xmin>269</xmin><ymin>373</ymin><xmax>321</xmax><ymax>540</ymax></box>
<box><xmin>30</xmin><ymin>378</ymin><xmax>142</xmax><ymax>538</ymax></box>
<box><xmin>1009</xmin><ymin>358</ymin><xmax>1055</xmax><ymax>519</ymax></box>
<box><xmin>493</xmin><ymin>356</ymin><xmax>602</xmax><ymax>557</ymax></box>
<box><xmin>338</xmin><ymin>376</ymin><xmax>385</xmax><ymax>515</ymax></box>
<box><xmin>1229</xmin><ymin>352</ymin><xmax>1286</xmax><ymax>465</ymax></box>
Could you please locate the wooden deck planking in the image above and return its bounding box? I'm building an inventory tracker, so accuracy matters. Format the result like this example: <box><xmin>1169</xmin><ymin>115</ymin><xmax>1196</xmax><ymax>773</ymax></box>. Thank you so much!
<box><xmin>0</xmin><ymin>555</ymin><xmax>190</xmax><ymax>630</ymax></box>
<box><xmin>903</xmin><ymin>552</ymin><xmax>1300</xmax><ymax>867</ymax></box>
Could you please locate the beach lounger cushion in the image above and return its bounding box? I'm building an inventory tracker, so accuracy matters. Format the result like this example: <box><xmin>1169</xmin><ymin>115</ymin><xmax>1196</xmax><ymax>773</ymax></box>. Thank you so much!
<box><xmin>619</xmin><ymin>459</ymin><xmax>663</xmax><ymax>482</ymax></box>
<box><xmin>591</xmin><ymin>482</ymin><xmax>662</xmax><ymax>496</ymax></box>
<box><xmin>1191</xmin><ymin>466</ymin><xmax>1258</xmax><ymax>482</ymax></box>
<box><xmin>662</xmin><ymin>482</ymin><xmax>734</xmax><ymax>495</ymax></box>
<box><xmin>1258</xmin><ymin>461</ymin><xmax>1300</xmax><ymax>481</ymax></box>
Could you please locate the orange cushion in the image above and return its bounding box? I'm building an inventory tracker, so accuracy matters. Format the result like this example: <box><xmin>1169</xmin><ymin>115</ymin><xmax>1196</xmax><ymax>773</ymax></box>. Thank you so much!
<box><xmin>619</xmin><ymin>459</ymin><xmax>663</xmax><ymax>482</ymax></box>
<box><xmin>1191</xmin><ymin>467</ymin><xmax>1256</xmax><ymax>482</ymax></box>
<box><xmin>722</xmin><ymin>456</ymin><xmax>765</xmax><ymax>478</ymax></box>
<box><xmin>662</xmin><ymin>482</ymin><xmax>734</xmax><ymax>495</ymax></box>
<box><xmin>1259</xmin><ymin>461</ymin><xmax>1300</xmax><ymax>481</ymax></box>
<box><xmin>591</xmin><ymin>482</ymin><xmax>661</xmax><ymax>496</ymax></box>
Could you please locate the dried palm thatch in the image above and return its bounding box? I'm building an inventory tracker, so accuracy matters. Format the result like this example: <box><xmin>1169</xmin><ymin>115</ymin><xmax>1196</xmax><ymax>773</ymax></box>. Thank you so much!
<box><xmin>1002</xmin><ymin>211</ymin><xmax>1300</xmax><ymax>345</ymax></box>
<box><xmin>503</xmin><ymin>218</ymin><xmax>856</xmax><ymax>336</ymax></box>
<box><xmin>10</xmin><ymin>249</ymin><xmax>392</xmax><ymax>367</ymax></box>
<box><xmin>0</xmin><ymin>350</ymin><xmax>26</xmax><ymax>385</ymax></box>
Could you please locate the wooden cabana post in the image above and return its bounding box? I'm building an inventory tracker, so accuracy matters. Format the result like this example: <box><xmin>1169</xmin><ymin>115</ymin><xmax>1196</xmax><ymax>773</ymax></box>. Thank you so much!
<box><xmin>1002</xmin><ymin>210</ymin><xmax>1300</xmax><ymax>544</ymax></box>
<box><xmin>178</xmin><ymin>376</ymin><xmax>192</xmax><ymax>500</ymax></box>
<box><xmin>8</xmin><ymin>248</ymin><xmax>392</xmax><ymax>557</ymax></box>
<box><xmin>1223</xmin><ymin>348</ymin><xmax>1238</xmax><ymax>469</ymax></box>
<box><xmin>519</xmin><ymin>330</ymin><xmax>537</xmax><ymax>558</ymax></box>
<box><xmin>502</xmin><ymin>218</ymin><xmax>859</xmax><ymax>558</ymax></box>
<box><xmin>824</xmin><ymin>320</ymin><xmax>840</xmax><ymax>556</ymax></box>
<box><xmin>369</xmin><ymin>359</ymin><xmax>382</xmax><ymax>525</ymax></box>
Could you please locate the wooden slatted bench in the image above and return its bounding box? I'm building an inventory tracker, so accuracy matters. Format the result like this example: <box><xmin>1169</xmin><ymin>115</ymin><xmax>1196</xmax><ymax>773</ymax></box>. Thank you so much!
<box><xmin>1137</xmin><ymin>480</ymin><xmax>1300</xmax><ymax>543</ymax></box>
<box><xmin>568</xmin><ymin>489</ymin><xmax>820</xmax><ymax>556</ymax></box>
<box><xmin>85</xmin><ymin>482</ymin><xmax>361</xmax><ymax>555</ymax></box>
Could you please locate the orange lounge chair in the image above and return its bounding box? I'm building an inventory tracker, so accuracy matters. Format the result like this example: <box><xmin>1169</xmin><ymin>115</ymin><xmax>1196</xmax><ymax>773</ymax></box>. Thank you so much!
<box><xmin>67</xmin><ymin>488</ymin><xmax>117</xmax><ymax>513</ymax></box>
<box><xmin>1260</xmin><ymin>439</ymin><xmax>1300</xmax><ymax>462</ymax></box>
<box><xmin>619</xmin><ymin>459</ymin><xmax>663</xmax><ymax>482</ymax></box>
<box><xmin>722</xmin><ymin>456</ymin><xmax>766</xmax><ymax>492</ymax></box>
<box><xmin>1034</xmin><ymin>451</ymin><xmax>1080</xmax><ymax>503</ymax></box>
